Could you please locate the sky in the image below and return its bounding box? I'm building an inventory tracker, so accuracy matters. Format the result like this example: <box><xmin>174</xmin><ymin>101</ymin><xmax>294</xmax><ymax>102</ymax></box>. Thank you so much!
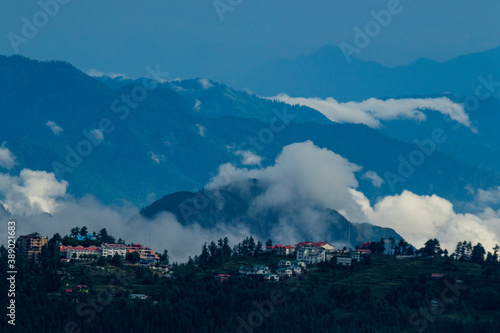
<box><xmin>1</xmin><ymin>0</ymin><xmax>500</xmax><ymax>81</ymax></box>
<box><xmin>2</xmin><ymin>1</ymin><xmax>500</xmax><ymax>257</ymax></box>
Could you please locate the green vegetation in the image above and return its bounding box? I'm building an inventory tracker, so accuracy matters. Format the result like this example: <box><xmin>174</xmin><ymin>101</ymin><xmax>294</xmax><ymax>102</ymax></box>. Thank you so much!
<box><xmin>2</xmin><ymin>232</ymin><xmax>500</xmax><ymax>332</ymax></box>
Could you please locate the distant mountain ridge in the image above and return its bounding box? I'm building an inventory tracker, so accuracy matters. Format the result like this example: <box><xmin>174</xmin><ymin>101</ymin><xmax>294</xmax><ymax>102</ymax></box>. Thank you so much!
<box><xmin>231</xmin><ymin>44</ymin><xmax>500</xmax><ymax>101</ymax></box>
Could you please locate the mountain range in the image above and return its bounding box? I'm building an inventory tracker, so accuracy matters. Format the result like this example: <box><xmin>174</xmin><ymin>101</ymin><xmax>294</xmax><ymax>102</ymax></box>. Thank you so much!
<box><xmin>1</xmin><ymin>55</ymin><xmax>500</xmax><ymax>210</ymax></box>
<box><xmin>228</xmin><ymin>44</ymin><xmax>500</xmax><ymax>101</ymax></box>
<box><xmin>3</xmin><ymin>52</ymin><xmax>500</xmax><ymax>247</ymax></box>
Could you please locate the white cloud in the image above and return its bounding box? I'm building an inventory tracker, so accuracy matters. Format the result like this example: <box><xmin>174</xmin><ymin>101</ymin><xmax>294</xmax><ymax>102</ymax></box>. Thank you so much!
<box><xmin>46</xmin><ymin>121</ymin><xmax>64</xmax><ymax>135</ymax></box>
<box><xmin>0</xmin><ymin>143</ymin><xmax>498</xmax><ymax>262</ymax></box>
<box><xmin>352</xmin><ymin>189</ymin><xmax>500</xmax><ymax>254</ymax></box>
<box><xmin>90</xmin><ymin>129</ymin><xmax>104</xmax><ymax>141</ymax></box>
<box><xmin>0</xmin><ymin>143</ymin><xmax>16</xmax><ymax>170</ymax></box>
<box><xmin>86</xmin><ymin>69</ymin><xmax>130</xmax><ymax>79</ymax></box>
<box><xmin>193</xmin><ymin>100</ymin><xmax>202</xmax><ymax>112</ymax></box>
<box><xmin>0</xmin><ymin>194</ymin><xmax>250</xmax><ymax>263</ymax></box>
<box><xmin>195</xmin><ymin>124</ymin><xmax>207</xmax><ymax>137</ymax></box>
<box><xmin>209</xmin><ymin>141</ymin><xmax>500</xmax><ymax>252</ymax></box>
<box><xmin>0</xmin><ymin>169</ymin><xmax>67</xmax><ymax>216</ymax></box>
<box><xmin>199</xmin><ymin>78</ymin><xmax>213</xmax><ymax>90</ymax></box>
<box><xmin>362</xmin><ymin>171</ymin><xmax>384</xmax><ymax>188</ymax></box>
<box><xmin>208</xmin><ymin>140</ymin><xmax>363</xmax><ymax>221</ymax></box>
<box><xmin>270</xmin><ymin>94</ymin><xmax>470</xmax><ymax>128</ymax></box>
<box><xmin>149</xmin><ymin>152</ymin><xmax>164</xmax><ymax>164</ymax></box>
<box><xmin>234</xmin><ymin>150</ymin><xmax>262</xmax><ymax>166</ymax></box>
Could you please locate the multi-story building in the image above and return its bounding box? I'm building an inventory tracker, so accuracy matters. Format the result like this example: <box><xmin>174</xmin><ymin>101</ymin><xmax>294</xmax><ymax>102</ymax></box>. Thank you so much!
<box><xmin>336</xmin><ymin>257</ymin><xmax>352</xmax><ymax>266</ymax></box>
<box><xmin>101</xmin><ymin>243</ymin><xmax>127</xmax><ymax>258</ymax></box>
<box><xmin>296</xmin><ymin>246</ymin><xmax>326</xmax><ymax>265</ymax></box>
<box><xmin>18</xmin><ymin>234</ymin><xmax>48</xmax><ymax>263</ymax></box>
<box><xmin>65</xmin><ymin>245</ymin><xmax>101</xmax><ymax>259</ymax></box>
<box><xmin>126</xmin><ymin>244</ymin><xmax>158</xmax><ymax>262</ymax></box>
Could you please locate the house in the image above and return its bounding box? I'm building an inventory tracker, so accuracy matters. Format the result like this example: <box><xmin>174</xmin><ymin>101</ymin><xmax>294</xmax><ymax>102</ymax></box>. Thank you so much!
<box><xmin>253</xmin><ymin>265</ymin><xmax>270</xmax><ymax>275</ymax></box>
<box><xmin>296</xmin><ymin>246</ymin><xmax>326</xmax><ymax>264</ymax></box>
<box><xmin>430</xmin><ymin>273</ymin><xmax>446</xmax><ymax>281</ymax></box>
<box><xmin>101</xmin><ymin>243</ymin><xmax>127</xmax><ymax>258</ymax></box>
<box><xmin>263</xmin><ymin>273</ymin><xmax>279</xmax><ymax>282</ymax></box>
<box><xmin>295</xmin><ymin>241</ymin><xmax>334</xmax><ymax>251</ymax></box>
<box><xmin>360</xmin><ymin>242</ymin><xmax>374</xmax><ymax>249</ymax></box>
<box><xmin>396</xmin><ymin>255</ymin><xmax>414</xmax><ymax>260</ymax></box>
<box><xmin>325</xmin><ymin>251</ymin><xmax>339</xmax><ymax>262</ymax></box>
<box><xmin>153</xmin><ymin>265</ymin><xmax>170</xmax><ymax>273</ymax></box>
<box><xmin>76</xmin><ymin>233</ymin><xmax>95</xmax><ymax>241</ymax></box>
<box><xmin>277</xmin><ymin>268</ymin><xmax>293</xmax><ymax>278</ymax></box>
<box><xmin>129</xmin><ymin>294</ymin><xmax>149</xmax><ymax>300</ymax></box>
<box><xmin>77</xmin><ymin>285</ymin><xmax>89</xmax><ymax>293</ymax></box>
<box><xmin>126</xmin><ymin>244</ymin><xmax>158</xmax><ymax>263</ymax></box>
<box><xmin>350</xmin><ymin>251</ymin><xmax>360</xmax><ymax>261</ymax></box>
<box><xmin>315</xmin><ymin>242</ymin><xmax>335</xmax><ymax>251</ymax></box>
<box><xmin>278</xmin><ymin>260</ymin><xmax>292</xmax><ymax>268</ymax></box>
<box><xmin>239</xmin><ymin>265</ymin><xmax>253</xmax><ymax>276</ymax></box>
<box><xmin>265</xmin><ymin>245</ymin><xmax>296</xmax><ymax>256</ymax></box>
<box><xmin>289</xmin><ymin>265</ymin><xmax>302</xmax><ymax>275</ymax></box>
<box><xmin>215</xmin><ymin>274</ymin><xmax>231</xmax><ymax>282</ymax></box>
<box><xmin>66</xmin><ymin>245</ymin><xmax>101</xmax><ymax>260</ymax></box>
<box><xmin>336</xmin><ymin>257</ymin><xmax>352</xmax><ymax>266</ymax></box>
<box><xmin>18</xmin><ymin>234</ymin><xmax>48</xmax><ymax>264</ymax></box>
<box><xmin>292</xmin><ymin>260</ymin><xmax>306</xmax><ymax>269</ymax></box>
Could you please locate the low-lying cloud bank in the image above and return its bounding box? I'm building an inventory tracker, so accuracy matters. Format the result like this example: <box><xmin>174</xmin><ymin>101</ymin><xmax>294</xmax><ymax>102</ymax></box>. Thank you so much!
<box><xmin>1</xmin><ymin>142</ymin><xmax>498</xmax><ymax>261</ymax></box>
<box><xmin>0</xmin><ymin>194</ymin><xmax>250</xmax><ymax>263</ymax></box>
<box><xmin>269</xmin><ymin>94</ymin><xmax>470</xmax><ymax>128</ymax></box>
<box><xmin>207</xmin><ymin>141</ymin><xmax>499</xmax><ymax>253</ymax></box>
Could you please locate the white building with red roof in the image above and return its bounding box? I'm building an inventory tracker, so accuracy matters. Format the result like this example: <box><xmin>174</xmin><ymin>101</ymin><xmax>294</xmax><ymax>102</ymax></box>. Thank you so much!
<box><xmin>265</xmin><ymin>244</ymin><xmax>296</xmax><ymax>256</ymax></box>
<box><xmin>64</xmin><ymin>245</ymin><xmax>101</xmax><ymax>259</ymax></box>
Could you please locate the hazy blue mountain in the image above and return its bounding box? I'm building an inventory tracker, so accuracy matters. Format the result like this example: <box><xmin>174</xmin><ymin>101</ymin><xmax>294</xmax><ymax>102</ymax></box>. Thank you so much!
<box><xmin>1</xmin><ymin>55</ymin><xmax>500</xmax><ymax>210</ymax></box>
<box><xmin>231</xmin><ymin>44</ymin><xmax>500</xmax><ymax>101</ymax></box>
<box><xmin>94</xmin><ymin>76</ymin><xmax>332</xmax><ymax>125</ymax></box>
<box><xmin>139</xmin><ymin>180</ymin><xmax>403</xmax><ymax>246</ymax></box>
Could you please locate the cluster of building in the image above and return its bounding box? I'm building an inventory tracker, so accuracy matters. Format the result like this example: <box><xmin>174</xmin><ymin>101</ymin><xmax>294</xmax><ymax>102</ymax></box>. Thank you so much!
<box><xmin>16</xmin><ymin>234</ymin><xmax>160</xmax><ymax>266</ymax></box>
<box><xmin>18</xmin><ymin>234</ymin><xmax>48</xmax><ymax>263</ymax></box>
<box><xmin>267</xmin><ymin>241</ymin><xmax>373</xmax><ymax>268</ymax></box>
<box><xmin>59</xmin><ymin>243</ymin><xmax>159</xmax><ymax>264</ymax></box>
